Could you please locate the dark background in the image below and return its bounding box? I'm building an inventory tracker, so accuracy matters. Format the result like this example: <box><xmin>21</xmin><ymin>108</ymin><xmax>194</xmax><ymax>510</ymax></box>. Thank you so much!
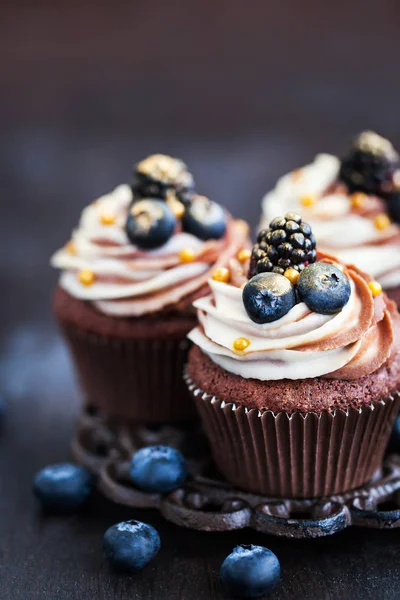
<box><xmin>1</xmin><ymin>2</ymin><xmax>400</xmax><ymax>599</ymax></box>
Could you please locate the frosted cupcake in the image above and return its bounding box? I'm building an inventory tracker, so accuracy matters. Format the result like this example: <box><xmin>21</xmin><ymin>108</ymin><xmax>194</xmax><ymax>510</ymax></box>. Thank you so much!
<box><xmin>260</xmin><ymin>132</ymin><xmax>400</xmax><ymax>305</ymax></box>
<box><xmin>52</xmin><ymin>154</ymin><xmax>250</xmax><ymax>424</ymax></box>
<box><xmin>186</xmin><ymin>213</ymin><xmax>400</xmax><ymax>498</ymax></box>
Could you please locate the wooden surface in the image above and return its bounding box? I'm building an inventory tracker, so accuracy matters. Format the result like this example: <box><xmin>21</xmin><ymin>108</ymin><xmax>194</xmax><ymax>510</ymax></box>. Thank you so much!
<box><xmin>1</xmin><ymin>2</ymin><xmax>400</xmax><ymax>598</ymax></box>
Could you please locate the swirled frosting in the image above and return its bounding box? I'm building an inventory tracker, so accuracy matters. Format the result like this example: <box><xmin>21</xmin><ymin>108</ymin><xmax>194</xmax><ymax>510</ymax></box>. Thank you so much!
<box><xmin>51</xmin><ymin>184</ymin><xmax>250</xmax><ymax>317</ymax></box>
<box><xmin>188</xmin><ymin>255</ymin><xmax>398</xmax><ymax>380</ymax></box>
<box><xmin>260</xmin><ymin>154</ymin><xmax>400</xmax><ymax>289</ymax></box>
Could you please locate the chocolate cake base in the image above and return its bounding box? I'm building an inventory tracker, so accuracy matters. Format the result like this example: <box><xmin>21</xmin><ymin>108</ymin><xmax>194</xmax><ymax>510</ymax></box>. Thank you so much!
<box><xmin>53</xmin><ymin>286</ymin><xmax>198</xmax><ymax>423</ymax></box>
<box><xmin>71</xmin><ymin>405</ymin><xmax>400</xmax><ymax>539</ymax></box>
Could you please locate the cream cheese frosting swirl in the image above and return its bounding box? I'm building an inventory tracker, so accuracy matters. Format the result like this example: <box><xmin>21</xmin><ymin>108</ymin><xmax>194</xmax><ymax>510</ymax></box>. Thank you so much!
<box><xmin>188</xmin><ymin>257</ymin><xmax>396</xmax><ymax>381</ymax></box>
<box><xmin>260</xmin><ymin>154</ymin><xmax>400</xmax><ymax>289</ymax></box>
<box><xmin>51</xmin><ymin>184</ymin><xmax>250</xmax><ymax>317</ymax></box>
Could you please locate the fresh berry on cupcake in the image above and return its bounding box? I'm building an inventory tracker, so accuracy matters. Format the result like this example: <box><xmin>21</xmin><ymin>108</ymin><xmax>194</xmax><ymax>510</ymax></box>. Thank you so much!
<box><xmin>51</xmin><ymin>154</ymin><xmax>250</xmax><ymax>424</ymax></box>
<box><xmin>186</xmin><ymin>214</ymin><xmax>400</xmax><ymax>498</ymax></box>
<box><xmin>260</xmin><ymin>132</ymin><xmax>400</xmax><ymax>307</ymax></box>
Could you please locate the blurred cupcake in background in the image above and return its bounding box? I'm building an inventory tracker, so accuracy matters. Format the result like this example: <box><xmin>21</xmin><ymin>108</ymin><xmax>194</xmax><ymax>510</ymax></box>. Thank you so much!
<box><xmin>260</xmin><ymin>132</ymin><xmax>400</xmax><ymax>306</ymax></box>
<box><xmin>51</xmin><ymin>154</ymin><xmax>250</xmax><ymax>424</ymax></box>
<box><xmin>186</xmin><ymin>213</ymin><xmax>400</xmax><ymax>498</ymax></box>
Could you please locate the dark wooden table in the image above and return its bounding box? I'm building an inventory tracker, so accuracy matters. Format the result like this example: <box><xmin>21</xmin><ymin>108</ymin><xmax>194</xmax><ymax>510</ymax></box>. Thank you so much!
<box><xmin>1</xmin><ymin>2</ymin><xmax>400</xmax><ymax>598</ymax></box>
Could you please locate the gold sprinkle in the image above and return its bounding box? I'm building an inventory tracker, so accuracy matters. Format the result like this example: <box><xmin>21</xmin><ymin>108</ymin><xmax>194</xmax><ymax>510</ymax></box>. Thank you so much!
<box><xmin>78</xmin><ymin>270</ymin><xmax>96</xmax><ymax>286</ymax></box>
<box><xmin>237</xmin><ymin>248</ymin><xmax>252</xmax><ymax>263</ymax></box>
<box><xmin>374</xmin><ymin>213</ymin><xmax>391</xmax><ymax>231</ymax></box>
<box><xmin>284</xmin><ymin>268</ymin><xmax>300</xmax><ymax>285</ymax></box>
<box><xmin>179</xmin><ymin>248</ymin><xmax>196</xmax><ymax>263</ymax></box>
<box><xmin>211</xmin><ymin>267</ymin><xmax>230</xmax><ymax>283</ymax></box>
<box><xmin>233</xmin><ymin>337</ymin><xmax>250</xmax><ymax>352</ymax></box>
<box><xmin>65</xmin><ymin>240</ymin><xmax>76</xmax><ymax>255</ymax></box>
<box><xmin>100</xmin><ymin>212</ymin><xmax>116</xmax><ymax>225</ymax></box>
<box><xmin>368</xmin><ymin>280</ymin><xmax>382</xmax><ymax>297</ymax></box>
<box><xmin>300</xmin><ymin>194</ymin><xmax>316</xmax><ymax>207</ymax></box>
<box><xmin>350</xmin><ymin>192</ymin><xmax>367</xmax><ymax>210</ymax></box>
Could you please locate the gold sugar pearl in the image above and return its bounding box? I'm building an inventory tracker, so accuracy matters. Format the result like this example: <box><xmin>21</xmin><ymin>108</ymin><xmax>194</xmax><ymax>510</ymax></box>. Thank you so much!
<box><xmin>350</xmin><ymin>192</ymin><xmax>367</xmax><ymax>210</ymax></box>
<box><xmin>284</xmin><ymin>268</ymin><xmax>300</xmax><ymax>285</ymax></box>
<box><xmin>368</xmin><ymin>280</ymin><xmax>382</xmax><ymax>297</ymax></box>
<box><xmin>300</xmin><ymin>194</ymin><xmax>316</xmax><ymax>207</ymax></box>
<box><xmin>233</xmin><ymin>337</ymin><xmax>250</xmax><ymax>352</ymax></box>
<box><xmin>65</xmin><ymin>240</ymin><xmax>76</xmax><ymax>255</ymax></box>
<box><xmin>179</xmin><ymin>248</ymin><xmax>196</xmax><ymax>263</ymax></box>
<box><xmin>212</xmin><ymin>267</ymin><xmax>230</xmax><ymax>283</ymax></box>
<box><xmin>78</xmin><ymin>270</ymin><xmax>96</xmax><ymax>286</ymax></box>
<box><xmin>237</xmin><ymin>248</ymin><xmax>251</xmax><ymax>263</ymax></box>
<box><xmin>374</xmin><ymin>213</ymin><xmax>391</xmax><ymax>231</ymax></box>
<box><xmin>100</xmin><ymin>212</ymin><xmax>116</xmax><ymax>226</ymax></box>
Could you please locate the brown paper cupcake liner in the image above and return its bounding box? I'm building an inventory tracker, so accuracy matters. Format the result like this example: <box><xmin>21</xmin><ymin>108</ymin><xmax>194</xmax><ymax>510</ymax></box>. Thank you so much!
<box><xmin>185</xmin><ymin>370</ymin><xmax>400</xmax><ymax>498</ymax></box>
<box><xmin>59</xmin><ymin>323</ymin><xmax>198</xmax><ymax>424</ymax></box>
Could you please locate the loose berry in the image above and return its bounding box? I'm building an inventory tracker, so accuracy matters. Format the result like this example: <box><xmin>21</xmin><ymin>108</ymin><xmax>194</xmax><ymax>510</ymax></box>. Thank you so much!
<box><xmin>129</xmin><ymin>445</ymin><xmax>188</xmax><ymax>493</ymax></box>
<box><xmin>242</xmin><ymin>273</ymin><xmax>296</xmax><ymax>324</ymax></box>
<box><xmin>339</xmin><ymin>131</ymin><xmax>399</xmax><ymax>196</ymax></box>
<box><xmin>249</xmin><ymin>214</ymin><xmax>316</xmax><ymax>278</ymax></box>
<box><xmin>126</xmin><ymin>199</ymin><xmax>176</xmax><ymax>250</ymax></box>
<box><xmin>298</xmin><ymin>263</ymin><xmax>351</xmax><ymax>314</ymax></box>
<box><xmin>103</xmin><ymin>520</ymin><xmax>160</xmax><ymax>573</ymax></box>
<box><xmin>181</xmin><ymin>195</ymin><xmax>227</xmax><ymax>240</ymax></box>
<box><xmin>33</xmin><ymin>463</ymin><xmax>94</xmax><ymax>512</ymax></box>
<box><xmin>221</xmin><ymin>545</ymin><xmax>280</xmax><ymax>598</ymax></box>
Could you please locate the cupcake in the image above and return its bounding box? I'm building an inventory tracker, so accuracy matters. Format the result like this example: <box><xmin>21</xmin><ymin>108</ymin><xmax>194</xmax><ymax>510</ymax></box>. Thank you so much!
<box><xmin>260</xmin><ymin>132</ymin><xmax>400</xmax><ymax>306</ymax></box>
<box><xmin>51</xmin><ymin>154</ymin><xmax>250</xmax><ymax>424</ymax></box>
<box><xmin>186</xmin><ymin>212</ymin><xmax>400</xmax><ymax>498</ymax></box>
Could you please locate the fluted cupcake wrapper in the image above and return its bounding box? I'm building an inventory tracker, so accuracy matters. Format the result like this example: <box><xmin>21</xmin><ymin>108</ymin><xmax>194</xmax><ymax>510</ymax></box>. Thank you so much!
<box><xmin>58</xmin><ymin>323</ymin><xmax>197</xmax><ymax>424</ymax></box>
<box><xmin>185</xmin><ymin>370</ymin><xmax>400</xmax><ymax>498</ymax></box>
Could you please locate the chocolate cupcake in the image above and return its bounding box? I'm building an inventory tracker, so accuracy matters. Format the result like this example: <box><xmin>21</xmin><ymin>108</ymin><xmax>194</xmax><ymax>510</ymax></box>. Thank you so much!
<box><xmin>51</xmin><ymin>154</ymin><xmax>250</xmax><ymax>424</ymax></box>
<box><xmin>260</xmin><ymin>132</ymin><xmax>400</xmax><ymax>306</ymax></box>
<box><xmin>186</xmin><ymin>213</ymin><xmax>400</xmax><ymax>498</ymax></box>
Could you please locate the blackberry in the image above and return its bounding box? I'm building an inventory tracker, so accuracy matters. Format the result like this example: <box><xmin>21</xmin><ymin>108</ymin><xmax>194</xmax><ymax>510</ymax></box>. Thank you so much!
<box><xmin>131</xmin><ymin>154</ymin><xmax>195</xmax><ymax>201</ymax></box>
<box><xmin>339</xmin><ymin>131</ymin><xmax>400</xmax><ymax>196</ymax></box>
<box><xmin>249</xmin><ymin>213</ymin><xmax>316</xmax><ymax>278</ymax></box>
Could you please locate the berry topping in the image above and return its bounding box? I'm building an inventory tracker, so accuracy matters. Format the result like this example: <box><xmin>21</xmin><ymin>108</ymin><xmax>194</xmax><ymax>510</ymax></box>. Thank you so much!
<box><xmin>132</xmin><ymin>154</ymin><xmax>194</xmax><ymax>201</ymax></box>
<box><xmin>126</xmin><ymin>199</ymin><xmax>176</xmax><ymax>250</ymax></box>
<box><xmin>181</xmin><ymin>194</ymin><xmax>227</xmax><ymax>240</ymax></box>
<box><xmin>33</xmin><ymin>463</ymin><xmax>94</xmax><ymax>512</ymax></box>
<box><xmin>129</xmin><ymin>445</ymin><xmax>188</xmax><ymax>493</ymax></box>
<box><xmin>103</xmin><ymin>520</ymin><xmax>161</xmax><ymax>573</ymax></box>
<box><xmin>242</xmin><ymin>272</ymin><xmax>296</xmax><ymax>324</ymax></box>
<box><xmin>249</xmin><ymin>213</ymin><xmax>316</xmax><ymax>278</ymax></box>
<box><xmin>220</xmin><ymin>545</ymin><xmax>281</xmax><ymax>598</ymax></box>
<box><xmin>339</xmin><ymin>131</ymin><xmax>400</xmax><ymax>196</ymax></box>
<box><xmin>297</xmin><ymin>263</ymin><xmax>351</xmax><ymax>314</ymax></box>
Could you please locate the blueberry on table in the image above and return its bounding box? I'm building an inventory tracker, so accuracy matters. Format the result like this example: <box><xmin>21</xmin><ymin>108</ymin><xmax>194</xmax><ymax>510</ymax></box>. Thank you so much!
<box><xmin>181</xmin><ymin>195</ymin><xmax>227</xmax><ymax>240</ymax></box>
<box><xmin>33</xmin><ymin>463</ymin><xmax>94</xmax><ymax>512</ymax></box>
<box><xmin>242</xmin><ymin>272</ymin><xmax>296</xmax><ymax>324</ymax></box>
<box><xmin>297</xmin><ymin>262</ymin><xmax>351</xmax><ymax>315</ymax></box>
<box><xmin>126</xmin><ymin>199</ymin><xmax>176</xmax><ymax>250</ymax></box>
<box><xmin>103</xmin><ymin>520</ymin><xmax>160</xmax><ymax>573</ymax></box>
<box><xmin>221</xmin><ymin>544</ymin><xmax>280</xmax><ymax>598</ymax></box>
<box><xmin>129</xmin><ymin>445</ymin><xmax>188</xmax><ymax>493</ymax></box>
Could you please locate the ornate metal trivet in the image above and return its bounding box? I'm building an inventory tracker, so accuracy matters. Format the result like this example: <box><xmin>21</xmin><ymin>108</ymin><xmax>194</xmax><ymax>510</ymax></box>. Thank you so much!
<box><xmin>71</xmin><ymin>406</ymin><xmax>400</xmax><ymax>539</ymax></box>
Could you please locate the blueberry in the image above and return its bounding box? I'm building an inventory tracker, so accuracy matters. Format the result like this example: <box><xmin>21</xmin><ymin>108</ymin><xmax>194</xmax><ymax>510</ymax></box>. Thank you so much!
<box><xmin>103</xmin><ymin>520</ymin><xmax>160</xmax><ymax>573</ymax></box>
<box><xmin>221</xmin><ymin>544</ymin><xmax>280</xmax><ymax>598</ymax></box>
<box><xmin>298</xmin><ymin>262</ymin><xmax>351</xmax><ymax>315</ymax></box>
<box><xmin>126</xmin><ymin>199</ymin><xmax>176</xmax><ymax>250</ymax></box>
<box><xmin>33</xmin><ymin>463</ymin><xmax>94</xmax><ymax>512</ymax></box>
<box><xmin>181</xmin><ymin>195</ymin><xmax>227</xmax><ymax>240</ymax></box>
<box><xmin>129</xmin><ymin>445</ymin><xmax>188</xmax><ymax>493</ymax></box>
<box><xmin>242</xmin><ymin>273</ymin><xmax>296</xmax><ymax>324</ymax></box>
